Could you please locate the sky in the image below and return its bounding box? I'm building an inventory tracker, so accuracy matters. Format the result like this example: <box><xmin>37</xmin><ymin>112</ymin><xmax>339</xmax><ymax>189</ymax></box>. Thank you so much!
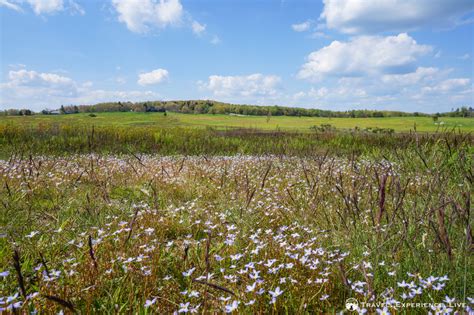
<box><xmin>0</xmin><ymin>0</ymin><xmax>473</xmax><ymax>113</ymax></box>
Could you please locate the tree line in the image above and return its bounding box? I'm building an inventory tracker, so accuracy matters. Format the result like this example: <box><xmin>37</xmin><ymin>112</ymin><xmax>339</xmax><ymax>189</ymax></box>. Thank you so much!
<box><xmin>1</xmin><ymin>100</ymin><xmax>473</xmax><ymax>117</ymax></box>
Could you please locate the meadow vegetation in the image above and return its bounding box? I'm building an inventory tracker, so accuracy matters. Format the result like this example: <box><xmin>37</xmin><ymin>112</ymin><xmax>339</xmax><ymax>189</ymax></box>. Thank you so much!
<box><xmin>0</xmin><ymin>114</ymin><xmax>473</xmax><ymax>313</ymax></box>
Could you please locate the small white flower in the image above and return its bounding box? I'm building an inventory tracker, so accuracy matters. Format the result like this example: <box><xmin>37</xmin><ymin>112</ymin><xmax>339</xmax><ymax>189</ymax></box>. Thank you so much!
<box><xmin>225</xmin><ymin>300</ymin><xmax>239</xmax><ymax>313</ymax></box>
<box><xmin>182</xmin><ymin>267</ymin><xmax>196</xmax><ymax>277</ymax></box>
<box><xmin>178</xmin><ymin>302</ymin><xmax>190</xmax><ymax>313</ymax></box>
<box><xmin>376</xmin><ymin>307</ymin><xmax>390</xmax><ymax>315</ymax></box>
<box><xmin>144</xmin><ymin>298</ymin><xmax>157</xmax><ymax>308</ymax></box>
<box><xmin>269</xmin><ymin>286</ymin><xmax>283</xmax><ymax>299</ymax></box>
<box><xmin>25</xmin><ymin>231</ymin><xmax>40</xmax><ymax>238</ymax></box>
<box><xmin>246</xmin><ymin>282</ymin><xmax>257</xmax><ymax>292</ymax></box>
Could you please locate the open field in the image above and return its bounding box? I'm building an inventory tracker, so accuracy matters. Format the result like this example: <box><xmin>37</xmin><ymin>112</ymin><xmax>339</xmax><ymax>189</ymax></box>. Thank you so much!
<box><xmin>0</xmin><ymin>127</ymin><xmax>473</xmax><ymax>313</ymax></box>
<box><xmin>1</xmin><ymin>112</ymin><xmax>474</xmax><ymax>132</ymax></box>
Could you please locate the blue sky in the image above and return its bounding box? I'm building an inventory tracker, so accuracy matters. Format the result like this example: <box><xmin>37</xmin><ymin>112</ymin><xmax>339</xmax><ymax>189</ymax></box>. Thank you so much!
<box><xmin>1</xmin><ymin>0</ymin><xmax>473</xmax><ymax>113</ymax></box>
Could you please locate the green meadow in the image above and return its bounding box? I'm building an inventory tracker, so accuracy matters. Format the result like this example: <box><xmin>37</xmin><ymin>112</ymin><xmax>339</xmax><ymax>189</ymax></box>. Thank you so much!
<box><xmin>1</xmin><ymin>112</ymin><xmax>473</xmax><ymax>132</ymax></box>
<box><xmin>0</xmin><ymin>111</ymin><xmax>473</xmax><ymax>313</ymax></box>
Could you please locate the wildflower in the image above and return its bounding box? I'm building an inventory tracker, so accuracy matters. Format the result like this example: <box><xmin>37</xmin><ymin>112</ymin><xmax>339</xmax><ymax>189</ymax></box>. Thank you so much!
<box><xmin>245</xmin><ymin>262</ymin><xmax>255</xmax><ymax>269</ymax></box>
<box><xmin>144</xmin><ymin>228</ymin><xmax>154</xmax><ymax>235</ymax></box>
<box><xmin>0</xmin><ymin>271</ymin><xmax>9</xmax><ymax>277</ymax></box>
<box><xmin>144</xmin><ymin>298</ymin><xmax>157</xmax><ymax>308</ymax></box>
<box><xmin>246</xmin><ymin>282</ymin><xmax>257</xmax><ymax>292</ymax></box>
<box><xmin>444</xmin><ymin>296</ymin><xmax>455</xmax><ymax>304</ymax></box>
<box><xmin>269</xmin><ymin>287</ymin><xmax>284</xmax><ymax>299</ymax></box>
<box><xmin>433</xmin><ymin>283</ymin><xmax>445</xmax><ymax>291</ymax></box>
<box><xmin>189</xmin><ymin>304</ymin><xmax>200</xmax><ymax>313</ymax></box>
<box><xmin>25</xmin><ymin>231</ymin><xmax>39</xmax><ymax>238</ymax></box>
<box><xmin>178</xmin><ymin>302</ymin><xmax>190</xmax><ymax>313</ymax></box>
<box><xmin>230</xmin><ymin>253</ymin><xmax>243</xmax><ymax>261</ymax></box>
<box><xmin>5</xmin><ymin>294</ymin><xmax>17</xmax><ymax>304</ymax></box>
<box><xmin>411</xmin><ymin>287</ymin><xmax>422</xmax><ymax>295</ymax></box>
<box><xmin>188</xmin><ymin>291</ymin><xmax>199</xmax><ymax>298</ymax></box>
<box><xmin>244</xmin><ymin>300</ymin><xmax>255</xmax><ymax>306</ymax></box>
<box><xmin>11</xmin><ymin>301</ymin><xmax>22</xmax><ymax>309</ymax></box>
<box><xmin>320</xmin><ymin>294</ymin><xmax>329</xmax><ymax>301</ymax></box>
<box><xmin>264</xmin><ymin>259</ymin><xmax>277</xmax><ymax>267</ymax></box>
<box><xmin>400</xmin><ymin>293</ymin><xmax>410</xmax><ymax>300</ymax></box>
<box><xmin>225</xmin><ymin>300</ymin><xmax>239</xmax><ymax>313</ymax></box>
<box><xmin>249</xmin><ymin>270</ymin><xmax>260</xmax><ymax>280</ymax></box>
<box><xmin>182</xmin><ymin>267</ymin><xmax>196</xmax><ymax>277</ymax></box>
<box><xmin>376</xmin><ymin>307</ymin><xmax>391</xmax><ymax>315</ymax></box>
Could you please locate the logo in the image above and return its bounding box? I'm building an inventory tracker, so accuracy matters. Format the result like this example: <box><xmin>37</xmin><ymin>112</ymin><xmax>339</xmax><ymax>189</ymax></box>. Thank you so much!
<box><xmin>345</xmin><ymin>298</ymin><xmax>359</xmax><ymax>312</ymax></box>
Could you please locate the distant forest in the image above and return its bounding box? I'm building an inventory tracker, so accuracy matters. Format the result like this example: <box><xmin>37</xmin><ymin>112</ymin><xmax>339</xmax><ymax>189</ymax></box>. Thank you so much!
<box><xmin>2</xmin><ymin>100</ymin><xmax>473</xmax><ymax>117</ymax></box>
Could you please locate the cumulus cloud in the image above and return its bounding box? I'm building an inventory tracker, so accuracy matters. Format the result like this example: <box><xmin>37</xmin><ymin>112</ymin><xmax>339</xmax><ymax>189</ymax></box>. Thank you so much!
<box><xmin>321</xmin><ymin>0</ymin><xmax>474</xmax><ymax>34</ymax></box>
<box><xmin>4</xmin><ymin>69</ymin><xmax>78</xmax><ymax>96</ymax></box>
<box><xmin>0</xmin><ymin>0</ymin><xmax>84</xmax><ymax>15</ymax></box>
<box><xmin>381</xmin><ymin>67</ymin><xmax>439</xmax><ymax>85</ymax></box>
<box><xmin>297</xmin><ymin>33</ymin><xmax>432</xmax><ymax>81</ymax></box>
<box><xmin>289</xmin><ymin>71</ymin><xmax>472</xmax><ymax>113</ymax></box>
<box><xmin>191</xmin><ymin>20</ymin><xmax>206</xmax><ymax>35</ymax></box>
<box><xmin>137</xmin><ymin>69</ymin><xmax>169</xmax><ymax>86</ymax></box>
<box><xmin>0</xmin><ymin>0</ymin><xmax>22</xmax><ymax>11</ymax></box>
<box><xmin>26</xmin><ymin>0</ymin><xmax>64</xmax><ymax>15</ymax></box>
<box><xmin>0</xmin><ymin>68</ymin><xmax>160</xmax><ymax>110</ymax></box>
<box><xmin>292</xmin><ymin>20</ymin><xmax>311</xmax><ymax>32</ymax></box>
<box><xmin>112</xmin><ymin>0</ymin><xmax>183</xmax><ymax>33</ymax></box>
<box><xmin>200</xmin><ymin>73</ymin><xmax>282</xmax><ymax>99</ymax></box>
<box><xmin>422</xmin><ymin>78</ymin><xmax>471</xmax><ymax>93</ymax></box>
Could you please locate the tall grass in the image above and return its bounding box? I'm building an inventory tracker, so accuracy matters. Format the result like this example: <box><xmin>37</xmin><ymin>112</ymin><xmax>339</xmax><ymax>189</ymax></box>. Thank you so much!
<box><xmin>1</xmin><ymin>123</ymin><xmax>471</xmax><ymax>157</ymax></box>
<box><xmin>0</xmin><ymin>124</ymin><xmax>472</xmax><ymax>313</ymax></box>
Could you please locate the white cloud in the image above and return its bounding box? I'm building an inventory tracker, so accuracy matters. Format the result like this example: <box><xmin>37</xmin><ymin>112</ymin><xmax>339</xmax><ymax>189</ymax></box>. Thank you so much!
<box><xmin>26</xmin><ymin>0</ymin><xmax>63</xmax><ymax>15</ymax></box>
<box><xmin>422</xmin><ymin>78</ymin><xmax>471</xmax><ymax>93</ymax></box>
<box><xmin>459</xmin><ymin>53</ymin><xmax>470</xmax><ymax>60</ymax></box>
<box><xmin>0</xmin><ymin>68</ymin><xmax>160</xmax><ymax>110</ymax></box>
<box><xmin>0</xmin><ymin>0</ymin><xmax>22</xmax><ymax>11</ymax></box>
<box><xmin>210</xmin><ymin>35</ymin><xmax>221</xmax><ymax>45</ymax></box>
<box><xmin>292</xmin><ymin>20</ymin><xmax>311</xmax><ymax>32</ymax></box>
<box><xmin>0</xmin><ymin>0</ymin><xmax>84</xmax><ymax>15</ymax></box>
<box><xmin>297</xmin><ymin>33</ymin><xmax>432</xmax><ymax>81</ymax></box>
<box><xmin>381</xmin><ymin>67</ymin><xmax>439</xmax><ymax>85</ymax></box>
<box><xmin>137</xmin><ymin>69</ymin><xmax>169</xmax><ymax>86</ymax></box>
<box><xmin>200</xmin><ymin>73</ymin><xmax>281</xmax><ymax>99</ymax></box>
<box><xmin>112</xmin><ymin>0</ymin><xmax>183</xmax><ymax>33</ymax></box>
<box><xmin>289</xmin><ymin>70</ymin><xmax>472</xmax><ymax>113</ymax></box>
<box><xmin>6</xmin><ymin>69</ymin><xmax>76</xmax><ymax>91</ymax></box>
<box><xmin>191</xmin><ymin>20</ymin><xmax>206</xmax><ymax>35</ymax></box>
<box><xmin>321</xmin><ymin>0</ymin><xmax>474</xmax><ymax>34</ymax></box>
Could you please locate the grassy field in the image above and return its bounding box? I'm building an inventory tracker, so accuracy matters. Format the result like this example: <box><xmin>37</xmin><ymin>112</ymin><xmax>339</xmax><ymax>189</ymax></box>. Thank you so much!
<box><xmin>1</xmin><ymin>112</ymin><xmax>473</xmax><ymax>132</ymax></box>
<box><xmin>0</xmin><ymin>113</ymin><xmax>473</xmax><ymax>313</ymax></box>
<box><xmin>0</xmin><ymin>137</ymin><xmax>473</xmax><ymax>314</ymax></box>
